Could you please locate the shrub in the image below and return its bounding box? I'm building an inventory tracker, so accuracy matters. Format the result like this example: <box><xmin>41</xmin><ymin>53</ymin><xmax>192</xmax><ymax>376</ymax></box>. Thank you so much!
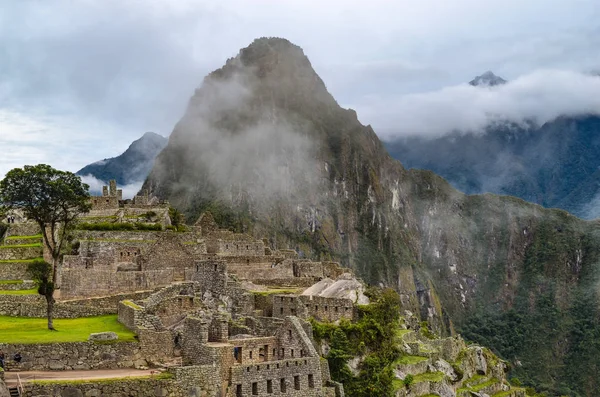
<box><xmin>403</xmin><ymin>374</ymin><xmax>414</xmax><ymax>388</ymax></box>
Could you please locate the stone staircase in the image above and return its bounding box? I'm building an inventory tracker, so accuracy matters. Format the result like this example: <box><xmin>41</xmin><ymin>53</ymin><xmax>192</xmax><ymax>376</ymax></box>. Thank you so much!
<box><xmin>8</xmin><ymin>386</ymin><xmax>19</xmax><ymax>396</ymax></box>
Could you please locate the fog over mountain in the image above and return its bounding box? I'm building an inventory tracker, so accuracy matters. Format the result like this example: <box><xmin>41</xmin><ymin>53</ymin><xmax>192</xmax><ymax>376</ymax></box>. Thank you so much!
<box><xmin>384</xmin><ymin>71</ymin><xmax>600</xmax><ymax>219</ymax></box>
<box><xmin>363</xmin><ymin>70</ymin><xmax>600</xmax><ymax>139</ymax></box>
<box><xmin>77</xmin><ymin>131</ymin><xmax>167</xmax><ymax>197</ymax></box>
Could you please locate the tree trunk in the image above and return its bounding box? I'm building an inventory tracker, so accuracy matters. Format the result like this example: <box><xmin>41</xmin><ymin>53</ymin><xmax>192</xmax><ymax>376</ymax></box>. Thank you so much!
<box><xmin>45</xmin><ymin>293</ymin><xmax>55</xmax><ymax>331</ymax></box>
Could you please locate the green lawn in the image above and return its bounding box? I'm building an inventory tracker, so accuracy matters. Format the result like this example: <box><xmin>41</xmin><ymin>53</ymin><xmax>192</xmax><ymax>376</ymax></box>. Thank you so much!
<box><xmin>0</xmin><ymin>289</ymin><xmax>37</xmax><ymax>295</ymax></box>
<box><xmin>0</xmin><ymin>315</ymin><xmax>137</xmax><ymax>344</ymax></box>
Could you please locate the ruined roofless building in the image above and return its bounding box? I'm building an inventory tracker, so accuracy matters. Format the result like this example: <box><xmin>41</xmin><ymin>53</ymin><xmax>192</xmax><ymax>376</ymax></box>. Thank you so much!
<box><xmin>90</xmin><ymin>180</ymin><xmax>122</xmax><ymax>210</ymax></box>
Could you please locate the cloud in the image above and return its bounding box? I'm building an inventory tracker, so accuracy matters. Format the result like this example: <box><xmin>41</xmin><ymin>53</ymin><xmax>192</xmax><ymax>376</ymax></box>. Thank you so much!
<box><xmin>0</xmin><ymin>108</ymin><xmax>129</xmax><ymax>178</ymax></box>
<box><xmin>1</xmin><ymin>0</ymin><xmax>600</xmax><ymax>174</ymax></box>
<box><xmin>148</xmin><ymin>63</ymin><xmax>322</xmax><ymax>212</ymax></box>
<box><xmin>358</xmin><ymin>70</ymin><xmax>600</xmax><ymax>139</ymax></box>
<box><xmin>79</xmin><ymin>174</ymin><xmax>143</xmax><ymax>200</ymax></box>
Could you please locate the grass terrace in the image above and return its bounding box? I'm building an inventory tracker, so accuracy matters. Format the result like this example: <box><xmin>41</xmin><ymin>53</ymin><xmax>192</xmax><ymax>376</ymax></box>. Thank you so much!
<box><xmin>0</xmin><ymin>280</ymin><xmax>24</xmax><ymax>285</ymax></box>
<box><xmin>0</xmin><ymin>289</ymin><xmax>37</xmax><ymax>295</ymax></box>
<box><xmin>0</xmin><ymin>243</ymin><xmax>42</xmax><ymax>248</ymax></box>
<box><xmin>413</xmin><ymin>372</ymin><xmax>446</xmax><ymax>383</ymax></box>
<box><xmin>0</xmin><ymin>257</ymin><xmax>43</xmax><ymax>264</ymax></box>
<box><xmin>0</xmin><ymin>315</ymin><xmax>137</xmax><ymax>344</ymax></box>
<box><xmin>5</xmin><ymin>234</ymin><xmax>43</xmax><ymax>240</ymax></box>
<box><xmin>395</xmin><ymin>355</ymin><xmax>428</xmax><ymax>365</ymax></box>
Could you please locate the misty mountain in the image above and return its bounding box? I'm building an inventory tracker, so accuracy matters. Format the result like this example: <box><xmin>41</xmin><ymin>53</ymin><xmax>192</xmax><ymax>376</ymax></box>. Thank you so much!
<box><xmin>77</xmin><ymin>131</ymin><xmax>167</xmax><ymax>188</ymax></box>
<box><xmin>468</xmin><ymin>70</ymin><xmax>507</xmax><ymax>86</ymax></box>
<box><xmin>385</xmin><ymin>78</ymin><xmax>600</xmax><ymax>219</ymax></box>
<box><xmin>144</xmin><ymin>39</ymin><xmax>600</xmax><ymax>395</ymax></box>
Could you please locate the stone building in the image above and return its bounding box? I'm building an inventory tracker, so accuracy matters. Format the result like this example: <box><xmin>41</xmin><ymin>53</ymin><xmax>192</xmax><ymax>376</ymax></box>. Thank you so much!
<box><xmin>90</xmin><ymin>180</ymin><xmax>122</xmax><ymax>210</ymax></box>
<box><xmin>116</xmin><ymin>272</ymin><xmax>345</xmax><ymax>397</ymax></box>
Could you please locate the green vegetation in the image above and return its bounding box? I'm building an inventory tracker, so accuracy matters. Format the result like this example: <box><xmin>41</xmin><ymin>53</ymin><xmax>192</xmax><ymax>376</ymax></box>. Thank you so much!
<box><xmin>413</xmin><ymin>372</ymin><xmax>445</xmax><ymax>383</ymax></box>
<box><xmin>0</xmin><ymin>315</ymin><xmax>136</xmax><ymax>344</ymax></box>
<box><xmin>0</xmin><ymin>289</ymin><xmax>37</xmax><ymax>295</ymax></box>
<box><xmin>0</xmin><ymin>279</ymin><xmax>23</xmax><ymax>285</ymax></box>
<box><xmin>461</xmin><ymin>217</ymin><xmax>600</xmax><ymax>396</ymax></box>
<box><xmin>0</xmin><ymin>243</ymin><xmax>42</xmax><ymax>248</ymax></box>
<box><xmin>77</xmin><ymin>222</ymin><xmax>162</xmax><ymax>231</ymax></box>
<box><xmin>312</xmin><ymin>287</ymin><xmax>403</xmax><ymax>397</ymax></box>
<box><xmin>394</xmin><ymin>355</ymin><xmax>428</xmax><ymax>365</ymax></box>
<box><xmin>0</xmin><ymin>164</ymin><xmax>91</xmax><ymax>330</ymax></box>
<box><xmin>122</xmin><ymin>300</ymin><xmax>142</xmax><ymax>310</ymax></box>
<box><xmin>5</xmin><ymin>234</ymin><xmax>43</xmax><ymax>240</ymax></box>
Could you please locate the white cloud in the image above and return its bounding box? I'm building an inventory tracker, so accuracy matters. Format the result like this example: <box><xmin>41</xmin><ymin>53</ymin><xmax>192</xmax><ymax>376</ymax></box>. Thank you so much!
<box><xmin>356</xmin><ymin>70</ymin><xmax>600</xmax><ymax>139</ymax></box>
<box><xmin>1</xmin><ymin>0</ymin><xmax>599</xmax><ymax>171</ymax></box>
<box><xmin>0</xmin><ymin>108</ymin><xmax>131</xmax><ymax>178</ymax></box>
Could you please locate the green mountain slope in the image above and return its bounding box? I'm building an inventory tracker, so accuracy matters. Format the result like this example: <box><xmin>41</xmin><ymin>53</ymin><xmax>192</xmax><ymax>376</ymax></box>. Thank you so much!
<box><xmin>144</xmin><ymin>37</ymin><xmax>600</xmax><ymax>396</ymax></box>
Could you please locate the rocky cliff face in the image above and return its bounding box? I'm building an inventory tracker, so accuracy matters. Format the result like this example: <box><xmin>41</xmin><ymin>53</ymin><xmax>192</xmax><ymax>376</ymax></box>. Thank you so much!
<box><xmin>144</xmin><ymin>38</ymin><xmax>600</xmax><ymax>396</ymax></box>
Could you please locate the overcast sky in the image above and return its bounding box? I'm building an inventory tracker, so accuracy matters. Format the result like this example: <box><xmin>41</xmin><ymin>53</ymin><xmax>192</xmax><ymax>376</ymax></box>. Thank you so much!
<box><xmin>1</xmin><ymin>0</ymin><xmax>599</xmax><ymax>177</ymax></box>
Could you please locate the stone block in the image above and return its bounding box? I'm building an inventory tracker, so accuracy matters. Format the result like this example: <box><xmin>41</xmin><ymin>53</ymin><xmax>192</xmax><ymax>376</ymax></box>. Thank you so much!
<box><xmin>88</xmin><ymin>332</ymin><xmax>118</xmax><ymax>341</ymax></box>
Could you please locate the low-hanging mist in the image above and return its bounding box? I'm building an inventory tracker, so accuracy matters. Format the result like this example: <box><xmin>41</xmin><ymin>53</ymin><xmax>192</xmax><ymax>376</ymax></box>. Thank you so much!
<box><xmin>145</xmin><ymin>55</ymin><xmax>324</xmax><ymax>215</ymax></box>
<box><xmin>362</xmin><ymin>69</ymin><xmax>600</xmax><ymax>139</ymax></box>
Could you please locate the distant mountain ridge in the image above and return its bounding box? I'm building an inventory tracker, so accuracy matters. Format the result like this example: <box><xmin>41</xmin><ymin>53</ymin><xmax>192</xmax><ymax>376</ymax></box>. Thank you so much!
<box><xmin>385</xmin><ymin>71</ymin><xmax>600</xmax><ymax>219</ymax></box>
<box><xmin>77</xmin><ymin>131</ymin><xmax>167</xmax><ymax>188</ymax></box>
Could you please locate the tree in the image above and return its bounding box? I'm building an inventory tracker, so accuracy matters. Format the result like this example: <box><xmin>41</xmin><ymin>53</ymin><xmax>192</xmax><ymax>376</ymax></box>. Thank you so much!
<box><xmin>0</xmin><ymin>164</ymin><xmax>90</xmax><ymax>330</ymax></box>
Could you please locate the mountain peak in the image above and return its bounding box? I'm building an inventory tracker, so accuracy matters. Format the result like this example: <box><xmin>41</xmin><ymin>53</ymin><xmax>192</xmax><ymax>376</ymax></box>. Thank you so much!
<box><xmin>469</xmin><ymin>70</ymin><xmax>507</xmax><ymax>87</ymax></box>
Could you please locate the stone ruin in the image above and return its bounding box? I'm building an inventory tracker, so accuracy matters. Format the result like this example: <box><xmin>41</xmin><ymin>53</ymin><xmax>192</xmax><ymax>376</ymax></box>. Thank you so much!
<box><xmin>88</xmin><ymin>179</ymin><xmax>163</xmax><ymax>211</ymax></box>
<box><xmin>59</xmin><ymin>212</ymin><xmax>346</xmax><ymax>299</ymax></box>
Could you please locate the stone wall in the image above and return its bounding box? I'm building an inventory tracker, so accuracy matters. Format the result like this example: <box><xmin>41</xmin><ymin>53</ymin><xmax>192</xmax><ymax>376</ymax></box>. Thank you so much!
<box><xmin>228</xmin><ymin>336</ymin><xmax>278</xmax><ymax>364</ymax></box>
<box><xmin>273</xmin><ymin>295</ymin><xmax>354</xmax><ymax>322</ymax></box>
<box><xmin>23</xmin><ymin>377</ymin><xmax>184</xmax><ymax>397</ymax></box>
<box><xmin>4</xmin><ymin>223</ymin><xmax>41</xmax><ymax>238</ymax></box>
<box><xmin>0</xmin><ymin>280</ymin><xmax>35</xmax><ymax>290</ymax></box>
<box><xmin>0</xmin><ymin>261</ymin><xmax>31</xmax><ymax>280</ymax></box>
<box><xmin>230</xmin><ymin>317</ymin><xmax>285</xmax><ymax>338</ymax></box>
<box><xmin>0</xmin><ymin>291</ymin><xmax>153</xmax><ymax>318</ymax></box>
<box><xmin>215</xmin><ymin>239</ymin><xmax>265</xmax><ymax>256</ymax></box>
<box><xmin>229</xmin><ymin>357</ymin><xmax>324</xmax><ymax>397</ymax></box>
<box><xmin>138</xmin><ymin>329</ymin><xmax>176</xmax><ymax>364</ymax></box>
<box><xmin>60</xmin><ymin>269</ymin><xmax>174</xmax><ymax>298</ymax></box>
<box><xmin>89</xmin><ymin>195</ymin><xmax>119</xmax><ymax>210</ymax></box>
<box><xmin>0</xmin><ymin>246</ymin><xmax>42</xmax><ymax>261</ymax></box>
<box><xmin>191</xmin><ymin>260</ymin><xmax>227</xmax><ymax>295</ymax></box>
<box><xmin>140</xmin><ymin>234</ymin><xmax>206</xmax><ymax>277</ymax></box>
<box><xmin>171</xmin><ymin>365</ymin><xmax>221</xmax><ymax>397</ymax></box>
<box><xmin>0</xmin><ymin>342</ymin><xmax>145</xmax><ymax>371</ymax></box>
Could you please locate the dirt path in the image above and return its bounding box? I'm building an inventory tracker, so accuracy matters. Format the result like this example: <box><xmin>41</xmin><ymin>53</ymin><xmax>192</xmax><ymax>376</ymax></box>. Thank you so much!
<box><xmin>4</xmin><ymin>368</ymin><xmax>159</xmax><ymax>386</ymax></box>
